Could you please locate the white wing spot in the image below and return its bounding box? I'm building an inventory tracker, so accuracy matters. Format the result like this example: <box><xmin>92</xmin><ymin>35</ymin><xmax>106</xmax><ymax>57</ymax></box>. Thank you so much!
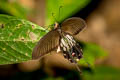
<box><xmin>57</xmin><ymin>46</ymin><xmax>61</xmax><ymax>53</ymax></box>
<box><xmin>76</xmin><ymin>59</ymin><xmax>79</xmax><ymax>62</ymax></box>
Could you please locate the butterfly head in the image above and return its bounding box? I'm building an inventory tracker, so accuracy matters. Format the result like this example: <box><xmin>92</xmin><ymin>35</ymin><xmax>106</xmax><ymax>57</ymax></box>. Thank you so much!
<box><xmin>54</xmin><ymin>22</ymin><xmax>59</xmax><ymax>29</ymax></box>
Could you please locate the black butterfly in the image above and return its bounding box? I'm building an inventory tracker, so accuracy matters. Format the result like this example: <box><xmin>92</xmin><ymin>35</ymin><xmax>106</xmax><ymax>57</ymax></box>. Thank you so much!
<box><xmin>32</xmin><ymin>17</ymin><xmax>86</xmax><ymax>64</ymax></box>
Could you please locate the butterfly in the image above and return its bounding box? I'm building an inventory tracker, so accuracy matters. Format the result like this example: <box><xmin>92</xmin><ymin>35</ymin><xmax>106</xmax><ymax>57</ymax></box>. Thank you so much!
<box><xmin>32</xmin><ymin>17</ymin><xmax>86</xmax><ymax>71</ymax></box>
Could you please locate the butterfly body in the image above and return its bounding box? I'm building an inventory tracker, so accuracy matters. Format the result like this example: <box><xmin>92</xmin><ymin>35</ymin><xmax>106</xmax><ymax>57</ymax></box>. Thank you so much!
<box><xmin>32</xmin><ymin>17</ymin><xmax>86</xmax><ymax>64</ymax></box>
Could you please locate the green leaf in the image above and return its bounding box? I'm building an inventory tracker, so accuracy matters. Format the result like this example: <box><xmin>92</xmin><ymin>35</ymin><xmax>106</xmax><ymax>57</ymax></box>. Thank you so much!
<box><xmin>78</xmin><ymin>42</ymin><xmax>107</xmax><ymax>67</ymax></box>
<box><xmin>0</xmin><ymin>0</ymin><xmax>28</xmax><ymax>18</ymax></box>
<box><xmin>46</xmin><ymin>0</ymin><xmax>91</xmax><ymax>25</ymax></box>
<box><xmin>0</xmin><ymin>14</ymin><xmax>47</xmax><ymax>65</ymax></box>
<box><xmin>83</xmin><ymin>66</ymin><xmax>120</xmax><ymax>80</ymax></box>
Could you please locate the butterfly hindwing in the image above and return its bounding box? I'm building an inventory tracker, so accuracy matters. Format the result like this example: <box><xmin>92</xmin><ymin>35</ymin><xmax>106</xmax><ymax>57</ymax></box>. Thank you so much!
<box><xmin>61</xmin><ymin>17</ymin><xmax>86</xmax><ymax>35</ymax></box>
<box><xmin>32</xmin><ymin>29</ymin><xmax>60</xmax><ymax>59</ymax></box>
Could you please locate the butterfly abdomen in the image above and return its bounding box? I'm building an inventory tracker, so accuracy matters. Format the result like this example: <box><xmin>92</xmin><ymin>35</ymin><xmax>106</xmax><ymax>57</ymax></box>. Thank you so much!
<box><xmin>60</xmin><ymin>34</ymin><xmax>83</xmax><ymax>63</ymax></box>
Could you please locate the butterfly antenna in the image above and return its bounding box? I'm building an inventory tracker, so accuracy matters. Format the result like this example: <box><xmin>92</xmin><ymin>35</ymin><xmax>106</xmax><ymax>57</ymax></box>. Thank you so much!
<box><xmin>44</xmin><ymin>13</ymin><xmax>57</xmax><ymax>30</ymax></box>
<box><xmin>52</xmin><ymin>12</ymin><xmax>58</xmax><ymax>22</ymax></box>
<box><xmin>58</xmin><ymin>6</ymin><xmax>63</xmax><ymax>21</ymax></box>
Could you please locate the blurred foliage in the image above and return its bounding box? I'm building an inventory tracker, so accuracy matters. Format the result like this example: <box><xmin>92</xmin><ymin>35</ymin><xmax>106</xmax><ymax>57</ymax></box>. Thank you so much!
<box><xmin>83</xmin><ymin>66</ymin><xmax>120</xmax><ymax>80</ymax></box>
<box><xmin>79</xmin><ymin>42</ymin><xmax>107</xmax><ymax>67</ymax></box>
<box><xmin>0</xmin><ymin>0</ymin><xmax>28</xmax><ymax>18</ymax></box>
<box><xmin>0</xmin><ymin>14</ymin><xmax>47</xmax><ymax>64</ymax></box>
<box><xmin>46</xmin><ymin>0</ymin><xmax>91</xmax><ymax>26</ymax></box>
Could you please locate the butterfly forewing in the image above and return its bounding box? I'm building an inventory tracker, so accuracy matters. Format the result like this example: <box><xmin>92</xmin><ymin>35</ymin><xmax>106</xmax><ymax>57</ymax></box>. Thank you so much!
<box><xmin>61</xmin><ymin>17</ymin><xmax>86</xmax><ymax>35</ymax></box>
<box><xmin>32</xmin><ymin>29</ymin><xmax>60</xmax><ymax>59</ymax></box>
